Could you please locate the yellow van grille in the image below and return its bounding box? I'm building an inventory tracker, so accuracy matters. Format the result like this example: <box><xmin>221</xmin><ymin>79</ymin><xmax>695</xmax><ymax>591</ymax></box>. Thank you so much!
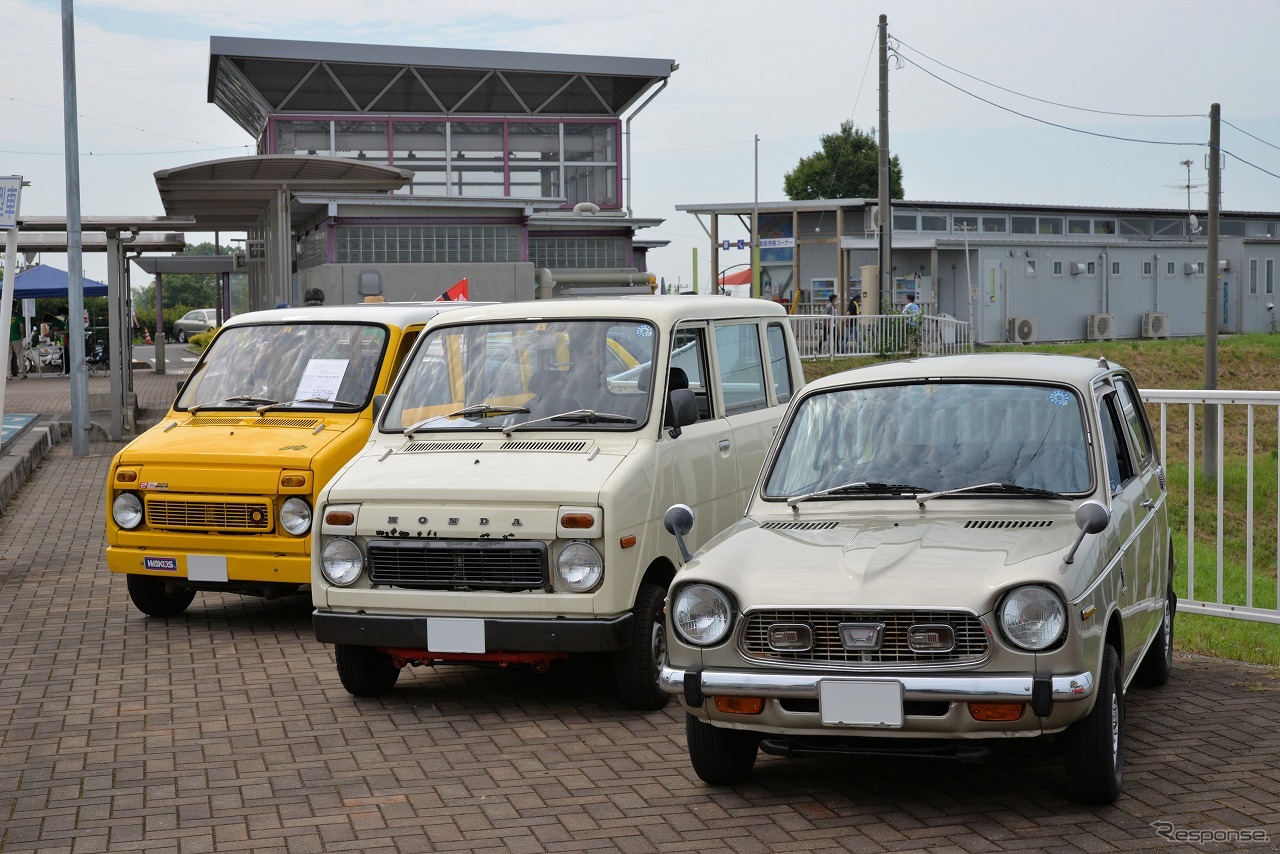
<box><xmin>146</xmin><ymin>497</ymin><xmax>273</xmax><ymax>532</ymax></box>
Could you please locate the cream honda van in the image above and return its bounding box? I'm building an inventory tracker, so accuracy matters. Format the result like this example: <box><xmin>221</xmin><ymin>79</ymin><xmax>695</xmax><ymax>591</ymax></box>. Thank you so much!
<box><xmin>312</xmin><ymin>296</ymin><xmax>804</xmax><ymax>709</ymax></box>
<box><xmin>107</xmin><ymin>302</ymin><xmax>478</xmax><ymax>617</ymax></box>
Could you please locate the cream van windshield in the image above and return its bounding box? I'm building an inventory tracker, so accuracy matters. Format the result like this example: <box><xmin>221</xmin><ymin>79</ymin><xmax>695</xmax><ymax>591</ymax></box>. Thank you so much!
<box><xmin>177</xmin><ymin>322</ymin><xmax>388</xmax><ymax>411</ymax></box>
<box><xmin>382</xmin><ymin>318</ymin><xmax>657</xmax><ymax>434</ymax></box>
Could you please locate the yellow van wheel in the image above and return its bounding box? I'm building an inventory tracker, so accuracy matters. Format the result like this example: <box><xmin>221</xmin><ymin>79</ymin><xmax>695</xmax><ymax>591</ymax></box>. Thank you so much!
<box><xmin>126</xmin><ymin>574</ymin><xmax>196</xmax><ymax>618</ymax></box>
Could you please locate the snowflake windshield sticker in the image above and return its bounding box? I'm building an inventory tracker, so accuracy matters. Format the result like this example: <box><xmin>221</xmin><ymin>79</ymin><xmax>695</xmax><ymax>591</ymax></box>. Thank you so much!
<box><xmin>1047</xmin><ymin>390</ymin><xmax>1071</xmax><ymax>407</ymax></box>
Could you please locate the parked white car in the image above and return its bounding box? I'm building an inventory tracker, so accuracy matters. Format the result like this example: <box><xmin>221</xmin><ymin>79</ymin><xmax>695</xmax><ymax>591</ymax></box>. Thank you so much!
<box><xmin>311</xmin><ymin>296</ymin><xmax>805</xmax><ymax>709</ymax></box>
<box><xmin>661</xmin><ymin>353</ymin><xmax>1174</xmax><ymax>803</ymax></box>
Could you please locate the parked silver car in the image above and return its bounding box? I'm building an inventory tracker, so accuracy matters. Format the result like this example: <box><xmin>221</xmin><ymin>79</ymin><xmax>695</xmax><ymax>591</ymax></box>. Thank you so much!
<box><xmin>170</xmin><ymin>308</ymin><xmax>218</xmax><ymax>343</ymax></box>
<box><xmin>662</xmin><ymin>353</ymin><xmax>1174</xmax><ymax>804</ymax></box>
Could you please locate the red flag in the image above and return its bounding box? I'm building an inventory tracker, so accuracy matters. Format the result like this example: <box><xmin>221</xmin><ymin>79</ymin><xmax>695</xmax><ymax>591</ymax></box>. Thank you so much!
<box><xmin>436</xmin><ymin>277</ymin><xmax>469</xmax><ymax>302</ymax></box>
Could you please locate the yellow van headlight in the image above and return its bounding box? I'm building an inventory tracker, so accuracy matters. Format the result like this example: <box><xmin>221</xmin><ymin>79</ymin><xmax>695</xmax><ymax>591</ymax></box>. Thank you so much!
<box><xmin>113</xmin><ymin>492</ymin><xmax>143</xmax><ymax>529</ymax></box>
<box><xmin>279</xmin><ymin>497</ymin><xmax>312</xmax><ymax>536</ymax></box>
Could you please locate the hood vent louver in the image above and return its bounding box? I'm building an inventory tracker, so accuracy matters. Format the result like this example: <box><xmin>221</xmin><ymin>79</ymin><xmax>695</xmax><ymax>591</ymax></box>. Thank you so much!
<box><xmin>189</xmin><ymin>416</ymin><xmax>320</xmax><ymax>428</ymax></box>
<box><xmin>964</xmin><ymin>519</ymin><xmax>1053</xmax><ymax>529</ymax></box>
<box><xmin>403</xmin><ymin>440</ymin><xmax>485</xmax><ymax>452</ymax></box>
<box><xmin>500</xmin><ymin>440</ymin><xmax>590</xmax><ymax>452</ymax></box>
<box><xmin>761</xmin><ymin>521</ymin><xmax>840</xmax><ymax>531</ymax></box>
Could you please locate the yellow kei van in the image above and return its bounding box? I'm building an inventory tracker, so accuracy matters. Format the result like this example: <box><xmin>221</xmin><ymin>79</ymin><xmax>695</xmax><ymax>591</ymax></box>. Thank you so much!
<box><xmin>106</xmin><ymin>302</ymin><xmax>476</xmax><ymax>617</ymax></box>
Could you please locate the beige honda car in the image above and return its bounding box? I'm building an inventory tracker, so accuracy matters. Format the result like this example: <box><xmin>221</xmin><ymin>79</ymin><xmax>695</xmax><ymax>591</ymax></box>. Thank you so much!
<box><xmin>661</xmin><ymin>353</ymin><xmax>1174</xmax><ymax>804</ymax></box>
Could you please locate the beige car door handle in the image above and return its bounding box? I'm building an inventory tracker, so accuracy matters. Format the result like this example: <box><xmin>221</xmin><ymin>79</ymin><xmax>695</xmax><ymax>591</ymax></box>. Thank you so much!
<box><xmin>718</xmin><ymin>439</ymin><xmax>731</xmax><ymax>452</ymax></box>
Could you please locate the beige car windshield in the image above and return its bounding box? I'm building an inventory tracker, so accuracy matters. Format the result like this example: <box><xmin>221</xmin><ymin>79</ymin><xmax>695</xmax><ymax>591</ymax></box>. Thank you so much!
<box><xmin>765</xmin><ymin>381</ymin><xmax>1093</xmax><ymax>498</ymax></box>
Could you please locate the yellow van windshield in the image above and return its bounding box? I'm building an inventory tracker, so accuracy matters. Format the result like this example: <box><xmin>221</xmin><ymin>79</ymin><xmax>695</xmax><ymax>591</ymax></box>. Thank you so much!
<box><xmin>177</xmin><ymin>322</ymin><xmax>388</xmax><ymax>411</ymax></box>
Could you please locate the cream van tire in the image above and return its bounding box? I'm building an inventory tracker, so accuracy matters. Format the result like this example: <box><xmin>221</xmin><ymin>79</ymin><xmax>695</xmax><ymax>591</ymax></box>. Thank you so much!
<box><xmin>335</xmin><ymin>644</ymin><xmax>400</xmax><ymax>696</ymax></box>
<box><xmin>126</xmin><ymin>574</ymin><xmax>196</xmax><ymax>617</ymax></box>
<box><xmin>614</xmin><ymin>582</ymin><xmax>670</xmax><ymax>711</ymax></box>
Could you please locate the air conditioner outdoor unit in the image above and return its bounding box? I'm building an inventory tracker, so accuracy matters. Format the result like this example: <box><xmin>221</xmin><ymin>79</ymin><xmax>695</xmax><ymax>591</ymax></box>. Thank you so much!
<box><xmin>1069</xmin><ymin>262</ymin><xmax>1087</xmax><ymax>275</ymax></box>
<box><xmin>1087</xmin><ymin>313</ymin><xmax>1115</xmax><ymax>340</ymax></box>
<box><xmin>1009</xmin><ymin>316</ymin><xmax>1037</xmax><ymax>343</ymax></box>
<box><xmin>1142</xmin><ymin>312</ymin><xmax>1170</xmax><ymax>338</ymax></box>
<box><xmin>1184</xmin><ymin>262</ymin><xmax>1199</xmax><ymax>275</ymax></box>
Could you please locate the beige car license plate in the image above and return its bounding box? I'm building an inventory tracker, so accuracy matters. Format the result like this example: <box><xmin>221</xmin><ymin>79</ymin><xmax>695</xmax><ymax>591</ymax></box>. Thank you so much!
<box><xmin>819</xmin><ymin>679</ymin><xmax>904</xmax><ymax>727</ymax></box>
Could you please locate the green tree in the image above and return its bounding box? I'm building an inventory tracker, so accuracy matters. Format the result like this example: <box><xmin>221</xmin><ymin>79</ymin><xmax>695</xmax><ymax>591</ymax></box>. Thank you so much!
<box><xmin>131</xmin><ymin>242</ymin><xmax>226</xmax><ymax>310</ymax></box>
<box><xmin>783</xmin><ymin>121</ymin><xmax>904</xmax><ymax>200</ymax></box>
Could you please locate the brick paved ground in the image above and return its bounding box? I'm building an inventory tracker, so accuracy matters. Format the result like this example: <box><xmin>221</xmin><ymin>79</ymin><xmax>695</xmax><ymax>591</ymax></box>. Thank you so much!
<box><xmin>1</xmin><ymin>369</ymin><xmax>1279</xmax><ymax>853</ymax></box>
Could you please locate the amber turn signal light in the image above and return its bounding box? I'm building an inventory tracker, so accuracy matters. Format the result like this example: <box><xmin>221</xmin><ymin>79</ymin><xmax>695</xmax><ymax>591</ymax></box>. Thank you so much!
<box><xmin>968</xmin><ymin>702</ymin><xmax>1024</xmax><ymax>722</ymax></box>
<box><xmin>712</xmin><ymin>696</ymin><xmax>765</xmax><ymax>715</ymax></box>
<box><xmin>115</xmin><ymin>470</ymin><xmax>138</xmax><ymax>483</ymax></box>
<box><xmin>325</xmin><ymin>509</ymin><xmax>356</xmax><ymax>526</ymax></box>
<box><xmin>560</xmin><ymin>512</ymin><xmax>595</xmax><ymax>529</ymax></box>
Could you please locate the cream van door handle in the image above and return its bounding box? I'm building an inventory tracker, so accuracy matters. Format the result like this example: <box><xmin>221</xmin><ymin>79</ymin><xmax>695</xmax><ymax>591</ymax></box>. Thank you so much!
<box><xmin>718</xmin><ymin>439</ymin><xmax>731</xmax><ymax>452</ymax></box>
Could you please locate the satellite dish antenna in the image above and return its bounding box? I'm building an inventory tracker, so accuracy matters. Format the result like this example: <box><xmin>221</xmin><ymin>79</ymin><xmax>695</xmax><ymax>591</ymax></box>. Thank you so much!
<box><xmin>1189</xmin><ymin>213</ymin><xmax>1201</xmax><ymax>235</ymax></box>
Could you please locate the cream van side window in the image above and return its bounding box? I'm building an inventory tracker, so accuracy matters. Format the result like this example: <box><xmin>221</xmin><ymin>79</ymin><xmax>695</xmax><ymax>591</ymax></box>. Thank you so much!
<box><xmin>670</xmin><ymin>325</ymin><xmax>713</xmax><ymax>421</ymax></box>
<box><xmin>715</xmin><ymin>323</ymin><xmax>767</xmax><ymax>414</ymax></box>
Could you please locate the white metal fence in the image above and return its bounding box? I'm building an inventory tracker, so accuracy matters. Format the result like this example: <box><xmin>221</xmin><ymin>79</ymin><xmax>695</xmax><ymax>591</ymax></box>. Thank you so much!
<box><xmin>1142</xmin><ymin>389</ymin><xmax>1280</xmax><ymax>625</ymax></box>
<box><xmin>788</xmin><ymin>313</ymin><xmax>973</xmax><ymax>359</ymax></box>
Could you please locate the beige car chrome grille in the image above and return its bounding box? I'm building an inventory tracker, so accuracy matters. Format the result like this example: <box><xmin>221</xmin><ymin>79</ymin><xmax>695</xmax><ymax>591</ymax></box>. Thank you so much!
<box><xmin>146</xmin><ymin>497</ymin><xmax>273</xmax><ymax>532</ymax></box>
<box><xmin>741</xmin><ymin>609</ymin><xmax>988</xmax><ymax>667</ymax></box>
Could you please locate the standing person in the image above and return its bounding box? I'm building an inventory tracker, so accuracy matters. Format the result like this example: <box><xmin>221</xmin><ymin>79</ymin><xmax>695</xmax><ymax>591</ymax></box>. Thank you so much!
<box><xmin>902</xmin><ymin>292</ymin><xmax>922</xmax><ymax>354</ymax></box>
<box><xmin>843</xmin><ymin>291</ymin><xmax>862</xmax><ymax>351</ymax></box>
<box><xmin>9</xmin><ymin>305</ymin><xmax>26</xmax><ymax>379</ymax></box>
<box><xmin>819</xmin><ymin>293</ymin><xmax>839</xmax><ymax>354</ymax></box>
<box><xmin>303</xmin><ymin>288</ymin><xmax>325</xmax><ymax>306</ymax></box>
<box><xmin>50</xmin><ymin>314</ymin><xmax>68</xmax><ymax>376</ymax></box>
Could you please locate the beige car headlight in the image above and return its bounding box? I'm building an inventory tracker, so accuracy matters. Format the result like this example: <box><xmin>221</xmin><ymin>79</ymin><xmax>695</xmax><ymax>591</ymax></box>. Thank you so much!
<box><xmin>672</xmin><ymin>583</ymin><xmax>733</xmax><ymax>646</ymax></box>
<box><xmin>1000</xmin><ymin>585</ymin><xmax>1067</xmax><ymax>651</ymax></box>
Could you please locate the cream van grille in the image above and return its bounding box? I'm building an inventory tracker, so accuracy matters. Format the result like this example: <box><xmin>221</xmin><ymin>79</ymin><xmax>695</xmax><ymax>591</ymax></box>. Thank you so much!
<box><xmin>366</xmin><ymin>539</ymin><xmax>549</xmax><ymax>591</ymax></box>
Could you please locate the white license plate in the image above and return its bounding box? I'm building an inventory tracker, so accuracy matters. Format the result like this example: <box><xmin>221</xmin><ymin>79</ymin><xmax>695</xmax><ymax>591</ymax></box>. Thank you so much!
<box><xmin>819</xmin><ymin>679</ymin><xmax>904</xmax><ymax>728</ymax></box>
<box><xmin>427</xmin><ymin>618</ymin><xmax>485</xmax><ymax>654</ymax></box>
<box><xmin>187</xmin><ymin>554</ymin><xmax>228</xmax><ymax>583</ymax></box>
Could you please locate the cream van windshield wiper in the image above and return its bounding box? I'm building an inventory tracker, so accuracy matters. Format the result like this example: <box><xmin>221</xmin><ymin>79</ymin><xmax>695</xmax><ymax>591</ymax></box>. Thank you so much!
<box><xmin>502</xmin><ymin>409</ymin><xmax>636</xmax><ymax>436</ymax></box>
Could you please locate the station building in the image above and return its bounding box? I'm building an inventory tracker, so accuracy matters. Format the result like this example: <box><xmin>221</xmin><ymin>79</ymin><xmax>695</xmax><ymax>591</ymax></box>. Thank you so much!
<box><xmin>681</xmin><ymin>198</ymin><xmax>1280</xmax><ymax>344</ymax></box>
<box><xmin>163</xmin><ymin>37</ymin><xmax>678</xmax><ymax>309</ymax></box>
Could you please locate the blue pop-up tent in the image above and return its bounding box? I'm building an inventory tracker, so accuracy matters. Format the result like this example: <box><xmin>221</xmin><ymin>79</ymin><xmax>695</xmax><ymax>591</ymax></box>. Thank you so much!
<box><xmin>10</xmin><ymin>265</ymin><xmax>108</xmax><ymax>299</ymax></box>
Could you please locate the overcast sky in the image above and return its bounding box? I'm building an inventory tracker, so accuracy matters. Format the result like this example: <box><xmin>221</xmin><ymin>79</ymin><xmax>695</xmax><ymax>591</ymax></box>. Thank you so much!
<box><xmin>6</xmin><ymin>0</ymin><xmax>1280</xmax><ymax>290</ymax></box>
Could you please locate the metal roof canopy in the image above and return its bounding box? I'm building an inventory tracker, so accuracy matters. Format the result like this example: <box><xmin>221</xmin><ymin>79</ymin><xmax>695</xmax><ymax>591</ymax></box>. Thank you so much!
<box><xmin>131</xmin><ymin>255</ymin><xmax>237</xmax><ymax>275</ymax></box>
<box><xmin>209</xmin><ymin>36</ymin><xmax>677</xmax><ymax>138</ymax></box>
<box><xmin>152</xmin><ymin>154</ymin><xmax>412</xmax><ymax>230</ymax></box>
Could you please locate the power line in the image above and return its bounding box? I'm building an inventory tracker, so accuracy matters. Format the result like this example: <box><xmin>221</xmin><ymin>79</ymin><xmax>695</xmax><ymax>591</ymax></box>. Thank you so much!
<box><xmin>1</xmin><ymin>93</ymin><xmax>242</xmax><ymax>147</ymax></box>
<box><xmin>890</xmin><ymin>36</ymin><xmax>1204</xmax><ymax>120</ymax></box>
<box><xmin>890</xmin><ymin>51</ymin><xmax>1205</xmax><ymax>148</ymax></box>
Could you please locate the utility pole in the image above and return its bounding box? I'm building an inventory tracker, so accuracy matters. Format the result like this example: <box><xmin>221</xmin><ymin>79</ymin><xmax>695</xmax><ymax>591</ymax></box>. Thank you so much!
<box><xmin>752</xmin><ymin>133</ymin><xmax>760</xmax><ymax>299</ymax></box>
<box><xmin>62</xmin><ymin>0</ymin><xmax>89</xmax><ymax>457</ymax></box>
<box><xmin>877</xmin><ymin>14</ymin><xmax>892</xmax><ymax>313</ymax></box>
<box><xmin>1203</xmin><ymin>103</ymin><xmax>1220</xmax><ymax>483</ymax></box>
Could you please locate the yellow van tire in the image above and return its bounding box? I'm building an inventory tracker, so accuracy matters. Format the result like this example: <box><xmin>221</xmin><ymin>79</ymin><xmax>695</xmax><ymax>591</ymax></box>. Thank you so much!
<box><xmin>613</xmin><ymin>582</ymin><xmax>670</xmax><ymax>711</ymax></box>
<box><xmin>126</xmin><ymin>574</ymin><xmax>196</xmax><ymax>617</ymax></box>
<box><xmin>335</xmin><ymin>644</ymin><xmax>400</xmax><ymax>697</ymax></box>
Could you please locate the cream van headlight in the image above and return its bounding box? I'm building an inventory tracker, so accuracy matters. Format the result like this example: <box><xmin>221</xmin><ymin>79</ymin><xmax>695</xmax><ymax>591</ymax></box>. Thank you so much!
<box><xmin>320</xmin><ymin>538</ymin><xmax>364</xmax><ymax>586</ymax></box>
<box><xmin>556</xmin><ymin>542</ymin><xmax>603</xmax><ymax>592</ymax></box>
<box><xmin>112</xmin><ymin>492</ymin><xmax>143</xmax><ymax>529</ymax></box>
<box><xmin>279</xmin><ymin>497</ymin><xmax>312</xmax><ymax>536</ymax></box>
